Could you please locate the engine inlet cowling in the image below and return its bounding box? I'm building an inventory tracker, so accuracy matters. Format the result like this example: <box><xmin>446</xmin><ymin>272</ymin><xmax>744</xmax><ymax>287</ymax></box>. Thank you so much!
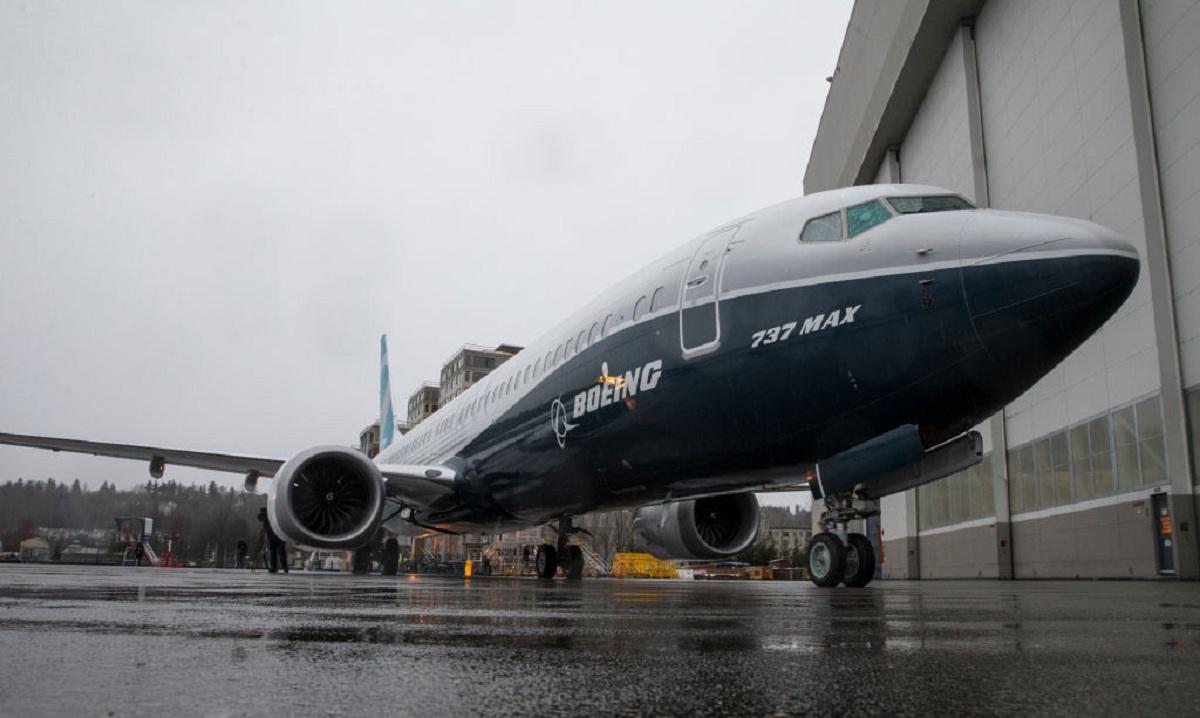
<box><xmin>633</xmin><ymin>493</ymin><xmax>759</xmax><ymax>560</ymax></box>
<box><xmin>268</xmin><ymin>446</ymin><xmax>384</xmax><ymax>549</ymax></box>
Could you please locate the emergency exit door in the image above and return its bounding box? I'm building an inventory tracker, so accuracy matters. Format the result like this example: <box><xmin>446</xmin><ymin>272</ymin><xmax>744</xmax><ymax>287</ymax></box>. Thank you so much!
<box><xmin>680</xmin><ymin>226</ymin><xmax>737</xmax><ymax>359</ymax></box>
<box><xmin>1152</xmin><ymin>493</ymin><xmax>1175</xmax><ymax>575</ymax></box>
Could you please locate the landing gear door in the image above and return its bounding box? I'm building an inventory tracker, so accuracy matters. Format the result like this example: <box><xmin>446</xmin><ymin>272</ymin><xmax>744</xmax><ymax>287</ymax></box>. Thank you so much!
<box><xmin>680</xmin><ymin>226</ymin><xmax>738</xmax><ymax>359</ymax></box>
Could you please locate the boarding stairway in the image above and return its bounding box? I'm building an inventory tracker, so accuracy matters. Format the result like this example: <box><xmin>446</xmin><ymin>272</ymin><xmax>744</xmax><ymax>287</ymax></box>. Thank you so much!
<box><xmin>120</xmin><ymin>543</ymin><xmax>159</xmax><ymax>567</ymax></box>
<box><xmin>576</xmin><ymin>542</ymin><xmax>610</xmax><ymax>576</ymax></box>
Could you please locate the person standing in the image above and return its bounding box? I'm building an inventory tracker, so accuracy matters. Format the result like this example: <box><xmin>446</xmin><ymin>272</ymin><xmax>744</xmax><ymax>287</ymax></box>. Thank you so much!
<box><xmin>257</xmin><ymin>507</ymin><xmax>288</xmax><ymax>574</ymax></box>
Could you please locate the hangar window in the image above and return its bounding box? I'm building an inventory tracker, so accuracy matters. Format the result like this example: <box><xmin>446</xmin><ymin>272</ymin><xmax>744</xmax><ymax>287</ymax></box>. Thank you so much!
<box><xmin>1070</xmin><ymin>423</ymin><xmax>1093</xmax><ymax>499</ymax></box>
<box><xmin>1136</xmin><ymin>396</ymin><xmax>1166</xmax><ymax>487</ymax></box>
<box><xmin>846</xmin><ymin>200</ymin><xmax>892</xmax><ymax>238</ymax></box>
<box><xmin>887</xmin><ymin>195</ymin><xmax>974</xmax><ymax>214</ymax></box>
<box><xmin>1090</xmin><ymin>415</ymin><xmax>1114</xmax><ymax>495</ymax></box>
<box><xmin>1017</xmin><ymin>444</ymin><xmax>1036</xmax><ymax>510</ymax></box>
<box><xmin>1114</xmin><ymin>405</ymin><xmax>1140</xmax><ymax>491</ymax></box>
<box><xmin>800</xmin><ymin>211</ymin><xmax>843</xmax><ymax>242</ymax></box>
<box><xmin>974</xmin><ymin>455</ymin><xmax>994</xmax><ymax>517</ymax></box>
<box><xmin>1049</xmin><ymin>431</ymin><xmax>1071</xmax><ymax>506</ymax></box>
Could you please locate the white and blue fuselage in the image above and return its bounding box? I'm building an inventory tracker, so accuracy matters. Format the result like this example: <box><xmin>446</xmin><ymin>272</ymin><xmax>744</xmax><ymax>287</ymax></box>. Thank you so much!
<box><xmin>377</xmin><ymin>183</ymin><xmax>1139</xmax><ymax>532</ymax></box>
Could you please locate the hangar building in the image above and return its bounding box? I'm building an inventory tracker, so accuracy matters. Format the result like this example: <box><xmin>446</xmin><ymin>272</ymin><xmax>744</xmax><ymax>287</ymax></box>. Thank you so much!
<box><xmin>806</xmin><ymin>0</ymin><xmax>1200</xmax><ymax>579</ymax></box>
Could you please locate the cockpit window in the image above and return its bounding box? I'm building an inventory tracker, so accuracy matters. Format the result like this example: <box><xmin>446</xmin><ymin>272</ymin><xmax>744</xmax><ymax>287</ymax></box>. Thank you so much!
<box><xmin>800</xmin><ymin>211</ymin><xmax>843</xmax><ymax>242</ymax></box>
<box><xmin>887</xmin><ymin>195</ymin><xmax>974</xmax><ymax>214</ymax></box>
<box><xmin>846</xmin><ymin>200</ymin><xmax>892</xmax><ymax>238</ymax></box>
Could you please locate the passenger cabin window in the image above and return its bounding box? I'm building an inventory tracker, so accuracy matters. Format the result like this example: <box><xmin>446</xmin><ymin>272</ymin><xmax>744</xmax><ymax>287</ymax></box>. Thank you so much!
<box><xmin>534</xmin><ymin>357</ymin><xmax>542</xmax><ymax>376</ymax></box>
<box><xmin>524</xmin><ymin>365</ymin><xmax>531</xmax><ymax>384</ymax></box>
<box><xmin>887</xmin><ymin>195</ymin><xmax>974</xmax><ymax>214</ymax></box>
<box><xmin>649</xmin><ymin>286</ymin><xmax>665</xmax><ymax>312</ymax></box>
<box><xmin>800</xmin><ymin>211</ymin><xmax>843</xmax><ymax>242</ymax></box>
<box><xmin>577</xmin><ymin>330</ymin><xmax>587</xmax><ymax>351</ymax></box>
<box><xmin>589</xmin><ymin>322</ymin><xmax>600</xmax><ymax>345</ymax></box>
<box><xmin>553</xmin><ymin>346</ymin><xmax>562</xmax><ymax>365</ymax></box>
<box><xmin>846</xmin><ymin>200</ymin><xmax>891</xmax><ymax>238</ymax></box>
<box><xmin>633</xmin><ymin>296</ymin><xmax>647</xmax><ymax>321</ymax></box>
<box><xmin>601</xmin><ymin>313</ymin><xmax>613</xmax><ymax>337</ymax></box>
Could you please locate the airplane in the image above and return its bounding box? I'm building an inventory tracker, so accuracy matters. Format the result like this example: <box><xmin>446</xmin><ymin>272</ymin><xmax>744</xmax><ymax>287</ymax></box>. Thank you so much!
<box><xmin>0</xmin><ymin>183</ymin><xmax>1139</xmax><ymax>588</ymax></box>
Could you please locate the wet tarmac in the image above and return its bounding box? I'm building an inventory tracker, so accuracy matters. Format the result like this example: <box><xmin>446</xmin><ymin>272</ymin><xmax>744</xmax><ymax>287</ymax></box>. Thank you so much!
<box><xmin>1</xmin><ymin>566</ymin><xmax>1199</xmax><ymax>717</ymax></box>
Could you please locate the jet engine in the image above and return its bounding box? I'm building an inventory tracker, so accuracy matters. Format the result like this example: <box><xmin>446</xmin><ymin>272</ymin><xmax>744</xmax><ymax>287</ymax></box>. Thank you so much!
<box><xmin>268</xmin><ymin>446</ymin><xmax>385</xmax><ymax>549</ymax></box>
<box><xmin>633</xmin><ymin>493</ymin><xmax>759</xmax><ymax>560</ymax></box>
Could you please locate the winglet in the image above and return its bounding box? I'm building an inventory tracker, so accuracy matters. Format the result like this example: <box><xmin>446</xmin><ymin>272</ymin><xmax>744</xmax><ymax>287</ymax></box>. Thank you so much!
<box><xmin>380</xmin><ymin>334</ymin><xmax>396</xmax><ymax>449</ymax></box>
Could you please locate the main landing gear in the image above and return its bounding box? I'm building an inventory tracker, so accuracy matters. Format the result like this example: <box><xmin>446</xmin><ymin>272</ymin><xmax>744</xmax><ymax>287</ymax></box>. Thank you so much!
<box><xmin>808</xmin><ymin>492</ymin><xmax>878</xmax><ymax>588</ymax></box>
<box><xmin>536</xmin><ymin>517</ymin><xmax>586</xmax><ymax>580</ymax></box>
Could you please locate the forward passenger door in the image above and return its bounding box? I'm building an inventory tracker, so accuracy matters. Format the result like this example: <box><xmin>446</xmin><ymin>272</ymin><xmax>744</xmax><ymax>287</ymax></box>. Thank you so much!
<box><xmin>679</xmin><ymin>226</ymin><xmax>739</xmax><ymax>359</ymax></box>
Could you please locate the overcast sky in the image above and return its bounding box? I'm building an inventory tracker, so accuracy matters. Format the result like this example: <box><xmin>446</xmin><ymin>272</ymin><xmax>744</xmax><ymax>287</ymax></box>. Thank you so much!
<box><xmin>0</xmin><ymin>1</ymin><xmax>851</xmax><ymax>508</ymax></box>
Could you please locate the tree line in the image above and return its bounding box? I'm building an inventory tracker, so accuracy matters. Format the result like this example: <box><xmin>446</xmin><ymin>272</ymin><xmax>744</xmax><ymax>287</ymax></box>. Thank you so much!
<box><xmin>0</xmin><ymin>478</ymin><xmax>264</xmax><ymax>565</ymax></box>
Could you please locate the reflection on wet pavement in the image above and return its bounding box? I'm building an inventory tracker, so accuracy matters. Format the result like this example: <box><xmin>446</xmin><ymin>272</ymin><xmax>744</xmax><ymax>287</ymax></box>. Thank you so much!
<box><xmin>1</xmin><ymin>565</ymin><xmax>1198</xmax><ymax>716</ymax></box>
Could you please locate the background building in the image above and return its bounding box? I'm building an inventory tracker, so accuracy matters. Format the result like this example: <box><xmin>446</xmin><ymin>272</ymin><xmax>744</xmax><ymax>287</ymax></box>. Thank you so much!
<box><xmin>19</xmin><ymin>537</ymin><xmax>50</xmax><ymax>562</ymax></box>
<box><xmin>359</xmin><ymin>420</ymin><xmax>408</xmax><ymax>459</ymax></box>
<box><xmin>759</xmin><ymin>506</ymin><xmax>812</xmax><ymax>561</ymax></box>
<box><xmin>406</xmin><ymin>382</ymin><xmax>441</xmax><ymax>427</ymax></box>
<box><xmin>807</xmin><ymin>0</ymin><xmax>1199</xmax><ymax>579</ymax></box>
<box><xmin>438</xmin><ymin>344</ymin><xmax>522</xmax><ymax>404</ymax></box>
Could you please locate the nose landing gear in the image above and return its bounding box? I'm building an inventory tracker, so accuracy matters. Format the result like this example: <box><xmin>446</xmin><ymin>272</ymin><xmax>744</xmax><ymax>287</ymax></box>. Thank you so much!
<box><xmin>808</xmin><ymin>492</ymin><xmax>878</xmax><ymax>588</ymax></box>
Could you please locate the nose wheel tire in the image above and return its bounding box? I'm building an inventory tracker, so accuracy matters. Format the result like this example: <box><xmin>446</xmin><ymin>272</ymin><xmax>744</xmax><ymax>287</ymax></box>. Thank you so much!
<box><xmin>563</xmin><ymin>545</ymin><xmax>584</xmax><ymax>580</ymax></box>
<box><xmin>842</xmin><ymin>533</ymin><xmax>876</xmax><ymax>588</ymax></box>
<box><xmin>807</xmin><ymin>533</ymin><xmax>846</xmax><ymax>588</ymax></box>
<box><xmin>536</xmin><ymin>544</ymin><xmax>558</xmax><ymax>579</ymax></box>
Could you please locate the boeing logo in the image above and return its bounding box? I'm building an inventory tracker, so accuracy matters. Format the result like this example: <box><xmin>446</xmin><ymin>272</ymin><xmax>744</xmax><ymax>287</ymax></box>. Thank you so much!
<box><xmin>573</xmin><ymin>359</ymin><xmax>663</xmax><ymax>419</ymax></box>
<box><xmin>550</xmin><ymin>398</ymin><xmax>577</xmax><ymax>449</ymax></box>
<box><xmin>547</xmin><ymin>359</ymin><xmax>665</xmax><ymax>448</ymax></box>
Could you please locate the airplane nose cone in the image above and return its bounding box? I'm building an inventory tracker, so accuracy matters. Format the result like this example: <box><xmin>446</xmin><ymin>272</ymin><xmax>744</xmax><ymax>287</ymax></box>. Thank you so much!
<box><xmin>960</xmin><ymin>212</ymin><xmax>1139</xmax><ymax>383</ymax></box>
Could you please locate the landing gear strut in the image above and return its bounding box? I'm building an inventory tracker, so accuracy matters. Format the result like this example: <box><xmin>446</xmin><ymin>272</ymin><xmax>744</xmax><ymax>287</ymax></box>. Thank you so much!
<box><xmin>809</xmin><ymin>491</ymin><xmax>878</xmax><ymax>588</ymax></box>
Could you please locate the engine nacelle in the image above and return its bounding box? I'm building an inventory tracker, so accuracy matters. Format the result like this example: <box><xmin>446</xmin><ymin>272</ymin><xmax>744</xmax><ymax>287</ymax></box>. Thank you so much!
<box><xmin>633</xmin><ymin>493</ymin><xmax>759</xmax><ymax>560</ymax></box>
<box><xmin>268</xmin><ymin>446</ymin><xmax>384</xmax><ymax>549</ymax></box>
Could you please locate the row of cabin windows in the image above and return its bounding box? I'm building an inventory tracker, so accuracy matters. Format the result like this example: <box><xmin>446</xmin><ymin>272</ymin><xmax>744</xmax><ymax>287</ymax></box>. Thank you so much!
<box><xmin>419</xmin><ymin>284</ymin><xmax>673</xmax><ymax>440</ymax></box>
<box><xmin>799</xmin><ymin>194</ymin><xmax>974</xmax><ymax>243</ymax></box>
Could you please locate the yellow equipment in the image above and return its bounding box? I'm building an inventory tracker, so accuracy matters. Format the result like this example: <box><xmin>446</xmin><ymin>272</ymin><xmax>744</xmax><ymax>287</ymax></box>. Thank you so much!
<box><xmin>611</xmin><ymin>552</ymin><xmax>676</xmax><ymax>579</ymax></box>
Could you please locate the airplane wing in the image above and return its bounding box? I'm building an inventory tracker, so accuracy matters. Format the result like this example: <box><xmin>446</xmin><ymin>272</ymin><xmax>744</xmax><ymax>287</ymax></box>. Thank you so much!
<box><xmin>0</xmin><ymin>431</ymin><xmax>285</xmax><ymax>477</ymax></box>
<box><xmin>0</xmin><ymin>432</ymin><xmax>458</xmax><ymax>511</ymax></box>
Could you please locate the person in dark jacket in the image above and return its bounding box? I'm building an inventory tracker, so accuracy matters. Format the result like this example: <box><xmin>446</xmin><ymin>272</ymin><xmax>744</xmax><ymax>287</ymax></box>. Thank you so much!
<box><xmin>257</xmin><ymin>507</ymin><xmax>288</xmax><ymax>574</ymax></box>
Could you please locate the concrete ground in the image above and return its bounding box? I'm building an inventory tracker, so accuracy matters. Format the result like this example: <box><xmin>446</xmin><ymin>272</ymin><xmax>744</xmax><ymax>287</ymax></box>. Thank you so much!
<box><xmin>1</xmin><ymin>565</ymin><xmax>1198</xmax><ymax>716</ymax></box>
